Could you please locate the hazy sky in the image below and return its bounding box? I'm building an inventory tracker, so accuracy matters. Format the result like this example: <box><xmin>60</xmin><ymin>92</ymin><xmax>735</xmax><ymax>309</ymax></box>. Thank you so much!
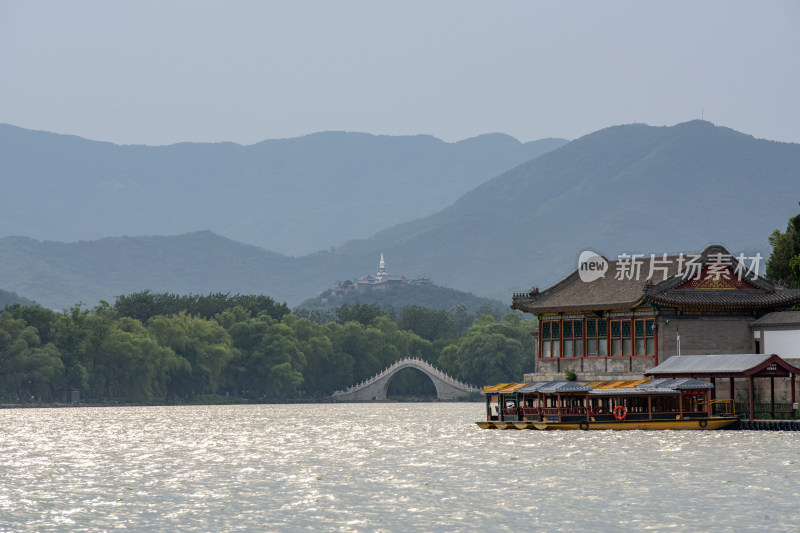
<box><xmin>1</xmin><ymin>1</ymin><xmax>798</xmax><ymax>146</ymax></box>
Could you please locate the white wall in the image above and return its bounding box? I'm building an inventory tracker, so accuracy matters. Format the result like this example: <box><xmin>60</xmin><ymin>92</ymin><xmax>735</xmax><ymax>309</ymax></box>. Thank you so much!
<box><xmin>763</xmin><ymin>329</ymin><xmax>800</xmax><ymax>358</ymax></box>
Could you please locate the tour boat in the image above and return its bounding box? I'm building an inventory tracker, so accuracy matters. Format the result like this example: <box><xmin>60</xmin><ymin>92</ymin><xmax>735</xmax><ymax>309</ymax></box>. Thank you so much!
<box><xmin>476</xmin><ymin>378</ymin><xmax>739</xmax><ymax>430</ymax></box>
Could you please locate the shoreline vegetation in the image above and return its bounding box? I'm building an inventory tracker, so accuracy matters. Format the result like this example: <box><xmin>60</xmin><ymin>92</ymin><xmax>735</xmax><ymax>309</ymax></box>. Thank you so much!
<box><xmin>1</xmin><ymin>396</ymin><xmax>481</xmax><ymax>409</ymax></box>
<box><xmin>0</xmin><ymin>292</ymin><xmax>533</xmax><ymax>407</ymax></box>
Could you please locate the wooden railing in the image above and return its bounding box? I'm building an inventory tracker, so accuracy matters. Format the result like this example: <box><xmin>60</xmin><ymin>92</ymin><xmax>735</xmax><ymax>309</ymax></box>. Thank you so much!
<box><xmin>710</xmin><ymin>399</ymin><xmax>735</xmax><ymax>417</ymax></box>
<box><xmin>514</xmin><ymin>405</ymin><xmax>735</xmax><ymax>418</ymax></box>
<box><xmin>735</xmin><ymin>402</ymin><xmax>796</xmax><ymax>420</ymax></box>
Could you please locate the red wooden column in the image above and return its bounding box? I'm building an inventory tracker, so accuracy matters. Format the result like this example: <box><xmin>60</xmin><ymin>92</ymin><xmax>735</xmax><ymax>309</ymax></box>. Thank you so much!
<box><xmin>770</xmin><ymin>376</ymin><xmax>776</xmax><ymax>419</ymax></box>
<box><xmin>560</xmin><ymin>393</ymin><xmax>565</xmax><ymax>419</ymax></box>
<box><xmin>749</xmin><ymin>376</ymin><xmax>755</xmax><ymax>420</ymax></box>
<box><xmin>537</xmin><ymin>392</ymin><xmax>543</xmax><ymax>422</ymax></box>
<box><xmin>792</xmin><ymin>374</ymin><xmax>797</xmax><ymax>419</ymax></box>
<box><xmin>585</xmin><ymin>393</ymin><xmax>590</xmax><ymax>422</ymax></box>
<box><xmin>653</xmin><ymin>319</ymin><xmax>659</xmax><ymax>366</ymax></box>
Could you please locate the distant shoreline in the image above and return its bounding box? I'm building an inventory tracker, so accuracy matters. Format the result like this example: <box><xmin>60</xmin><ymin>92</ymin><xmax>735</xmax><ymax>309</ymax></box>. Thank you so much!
<box><xmin>0</xmin><ymin>397</ymin><xmax>463</xmax><ymax>409</ymax></box>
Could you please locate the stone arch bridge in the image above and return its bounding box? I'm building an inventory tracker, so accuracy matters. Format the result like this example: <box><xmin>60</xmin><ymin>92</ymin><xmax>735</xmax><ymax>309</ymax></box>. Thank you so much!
<box><xmin>331</xmin><ymin>357</ymin><xmax>481</xmax><ymax>401</ymax></box>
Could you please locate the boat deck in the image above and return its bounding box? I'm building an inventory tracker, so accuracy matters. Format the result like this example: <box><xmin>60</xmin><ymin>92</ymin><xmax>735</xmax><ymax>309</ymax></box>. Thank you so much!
<box><xmin>477</xmin><ymin>418</ymin><xmax>800</xmax><ymax>431</ymax></box>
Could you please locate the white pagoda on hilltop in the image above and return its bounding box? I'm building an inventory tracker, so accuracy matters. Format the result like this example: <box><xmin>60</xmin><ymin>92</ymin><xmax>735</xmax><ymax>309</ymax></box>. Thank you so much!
<box><xmin>332</xmin><ymin>254</ymin><xmax>433</xmax><ymax>295</ymax></box>
<box><xmin>376</xmin><ymin>252</ymin><xmax>388</xmax><ymax>281</ymax></box>
<box><xmin>353</xmin><ymin>253</ymin><xmax>408</xmax><ymax>290</ymax></box>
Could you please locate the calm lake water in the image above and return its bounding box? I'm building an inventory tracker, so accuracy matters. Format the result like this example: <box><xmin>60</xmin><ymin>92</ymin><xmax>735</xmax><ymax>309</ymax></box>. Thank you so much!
<box><xmin>0</xmin><ymin>403</ymin><xmax>798</xmax><ymax>532</ymax></box>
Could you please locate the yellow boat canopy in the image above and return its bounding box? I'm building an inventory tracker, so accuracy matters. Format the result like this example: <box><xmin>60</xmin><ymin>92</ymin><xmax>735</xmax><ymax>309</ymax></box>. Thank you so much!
<box><xmin>483</xmin><ymin>380</ymin><xmax>654</xmax><ymax>394</ymax></box>
<box><xmin>482</xmin><ymin>383</ymin><xmax>515</xmax><ymax>394</ymax></box>
<box><xmin>590</xmin><ymin>380</ymin><xmax>652</xmax><ymax>389</ymax></box>
<box><xmin>497</xmin><ymin>382</ymin><xmax>531</xmax><ymax>394</ymax></box>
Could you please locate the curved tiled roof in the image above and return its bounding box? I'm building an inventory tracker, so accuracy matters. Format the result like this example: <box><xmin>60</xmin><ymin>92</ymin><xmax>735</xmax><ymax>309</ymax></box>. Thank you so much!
<box><xmin>645</xmin><ymin>288</ymin><xmax>800</xmax><ymax>309</ymax></box>
<box><xmin>638</xmin><ymin>378</ymin><xmax>713</xmax><ymax>390</ymax></box>
<box><xmin>750</xmin><ymin>311</ymin><xmax>800</xmax><ymax>327</ymax></box>
<box><xmin>589</xmin><ymin>387</ymin><xmax>679</xmax><ymax>396</ymax></box>
<box><xmin>512</xmin><ymin>254</ymin><xmax>681</xmax><ymax>313</ymax></box>
<box><xmin>512</xmin><ymin>245</ymin><xmax>800</xmax><ymax>313</ymax></box>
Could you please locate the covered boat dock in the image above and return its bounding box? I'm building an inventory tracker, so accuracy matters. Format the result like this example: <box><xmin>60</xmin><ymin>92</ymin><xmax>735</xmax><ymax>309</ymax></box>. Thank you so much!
<box><xmin>645</xmin><ymin>353</ymin><xmax>800</xmax><ymax>420</ymax></box>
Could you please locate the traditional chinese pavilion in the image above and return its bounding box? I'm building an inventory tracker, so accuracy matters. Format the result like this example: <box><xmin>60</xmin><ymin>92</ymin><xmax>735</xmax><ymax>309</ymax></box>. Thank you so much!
<box><xmin>512</xmin><ymin>245</ymin><xmax>800</xmax><ymax>382</ymax></box>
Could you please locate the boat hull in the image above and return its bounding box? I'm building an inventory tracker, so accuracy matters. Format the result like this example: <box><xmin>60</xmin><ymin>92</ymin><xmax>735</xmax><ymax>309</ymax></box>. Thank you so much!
<box><xmin>476</xmin><ymin>418</ymin><xmax>738</xmax><ymax>430</ymax></box>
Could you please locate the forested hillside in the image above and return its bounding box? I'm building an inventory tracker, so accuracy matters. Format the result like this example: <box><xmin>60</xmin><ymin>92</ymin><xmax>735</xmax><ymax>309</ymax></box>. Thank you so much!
<box><xmin>296</xmin><ymin>283</ymin><xmax>505</xmax><ymax>316</ymax></box>
<box><xmin>0</xmin><ymin>288</ymin><xmax>36</xmax><ymax>308</ymax></box>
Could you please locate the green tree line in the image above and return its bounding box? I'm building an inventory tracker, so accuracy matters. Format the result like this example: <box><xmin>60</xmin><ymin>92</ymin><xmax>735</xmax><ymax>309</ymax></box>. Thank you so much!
<box><xmin>0</xmin><ymin>294</ymin><xmax>534</xmax><ymax>404</ymax></box>
<box><xmin>766</xmin><ymin>202</ymin><xmax>800</xmax><ymax>288</ymax></box>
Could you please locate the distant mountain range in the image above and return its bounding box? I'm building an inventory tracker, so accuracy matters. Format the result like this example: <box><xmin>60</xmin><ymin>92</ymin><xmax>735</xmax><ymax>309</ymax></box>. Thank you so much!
<box><xmin>0</xmin><ymin>124</ymin><xmax>565</xmax><ymax>256</ymax></box>
<box><xmin>1</xmin><ymin>120</ymin><xmax>799</xmax><ymax>310</ymax></box>
<box><xmin>354</xmin><ymin>120</ymin><xmax>800</xmax><ymax>296</ymax></box>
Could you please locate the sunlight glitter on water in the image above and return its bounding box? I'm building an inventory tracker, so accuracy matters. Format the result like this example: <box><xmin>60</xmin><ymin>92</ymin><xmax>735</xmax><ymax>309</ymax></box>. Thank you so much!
<box><xmin>0</xmin><ymin>404</ymin><xmax>799</xmax><ymax>532</ymax></box>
